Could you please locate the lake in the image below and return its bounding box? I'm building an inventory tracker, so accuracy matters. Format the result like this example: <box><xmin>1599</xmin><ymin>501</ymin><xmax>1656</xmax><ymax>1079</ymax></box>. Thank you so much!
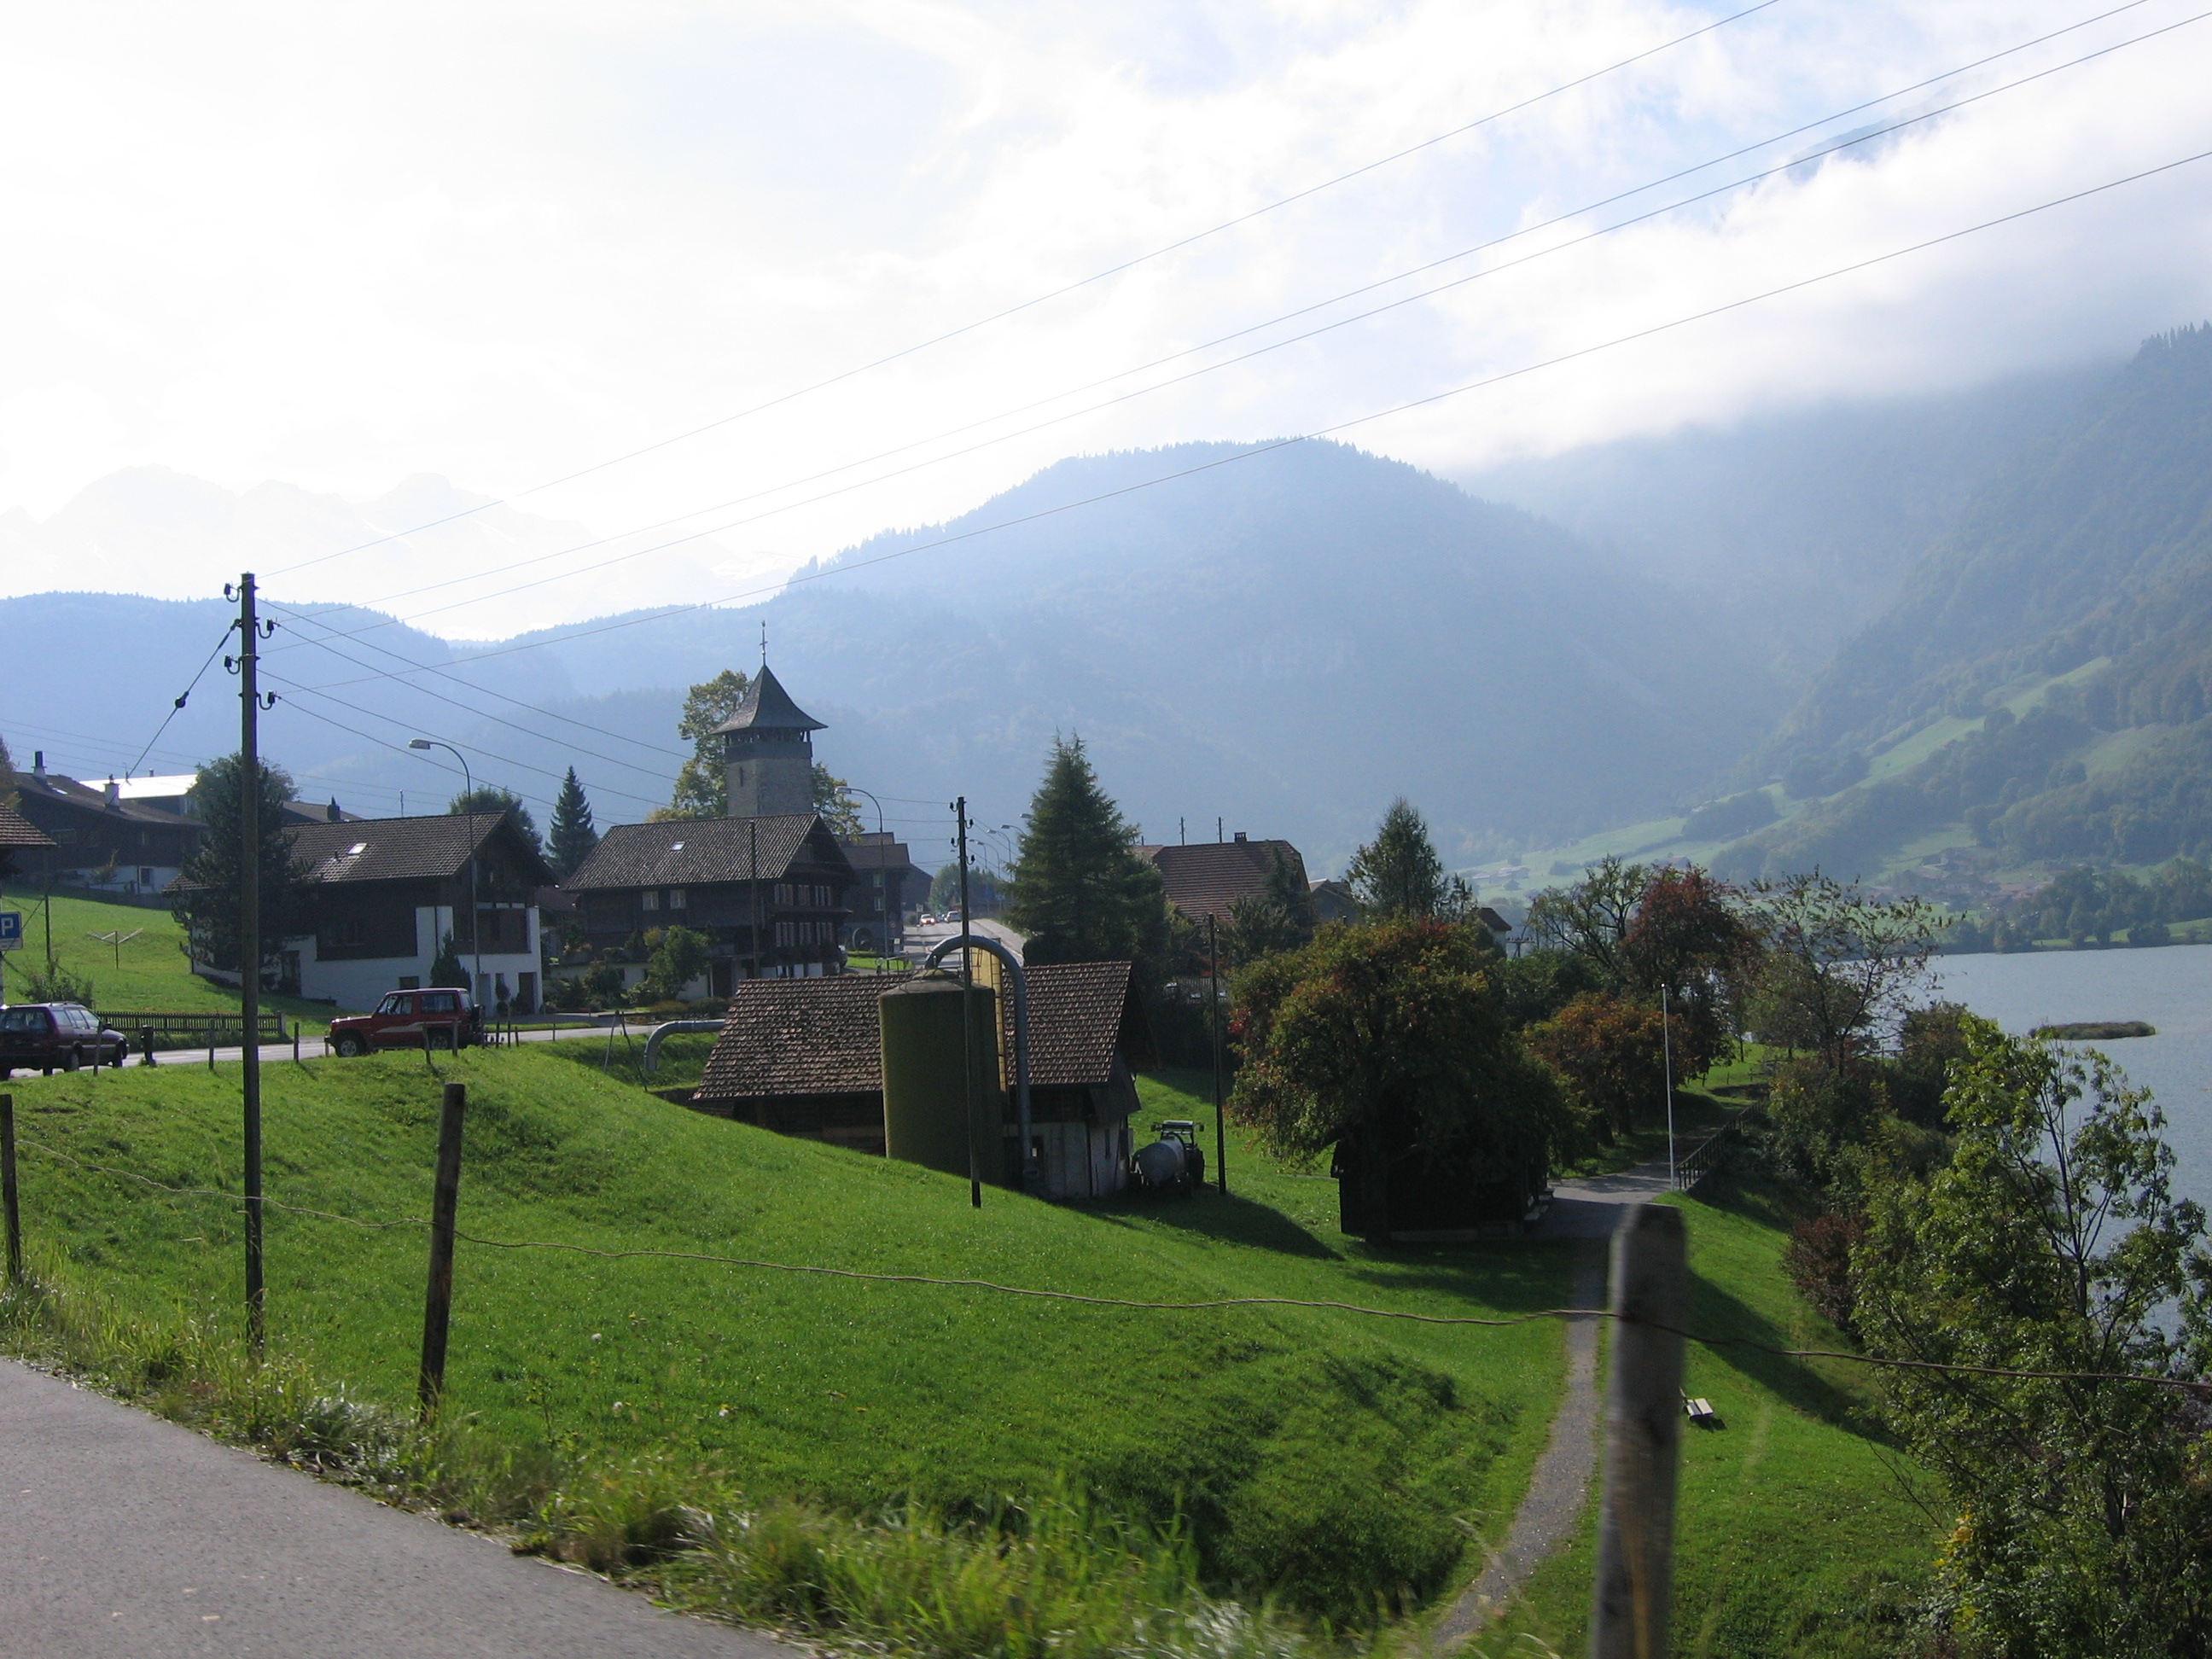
<box><xmin>1934</xmin><ymin>945</ymin><xmax>2212</xmax><ymax>1214</ymax></box>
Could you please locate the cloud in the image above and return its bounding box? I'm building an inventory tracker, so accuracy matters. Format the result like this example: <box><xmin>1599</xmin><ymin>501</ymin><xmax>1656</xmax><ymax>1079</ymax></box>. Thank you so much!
<box><xmin>1</xmin><ymin>0</ymin><xmax>2208</xmax><ymax>632</ymax></box>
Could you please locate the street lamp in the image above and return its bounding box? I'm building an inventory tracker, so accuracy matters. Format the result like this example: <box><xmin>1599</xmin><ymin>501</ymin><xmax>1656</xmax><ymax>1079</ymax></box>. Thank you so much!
<box><xmin>408</xmin><ymin>738</ymin><xmax>480</xmax><ymax>1005</ymax></box>
<box><xmin>843</xmin><ymin>787</ymin><xmax>891</xmax><ymax>958</ymax></box>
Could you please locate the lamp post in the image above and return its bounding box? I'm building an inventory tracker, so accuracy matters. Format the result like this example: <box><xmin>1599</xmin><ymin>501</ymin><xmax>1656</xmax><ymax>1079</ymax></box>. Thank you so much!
<box><xmin>408</xmin><ymin>739</ymin><xmax>480</xmax><ymax>1005</ymax></box>
<box><xmin>845</xmin><ymin>787</ymin><xmax>890</xmax><ymax>960</ymax></box>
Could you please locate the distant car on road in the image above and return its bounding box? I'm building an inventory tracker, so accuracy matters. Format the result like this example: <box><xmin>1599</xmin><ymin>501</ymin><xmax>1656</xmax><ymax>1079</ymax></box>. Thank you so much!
<box><xmin>326</xmin><ymin>988</ymin><xmax>482</xmax><ymax>1057</ymax></box>
<box><xmin>0</xmin><ymin>1003</ymin><xmax>129</xmax><ymax>1075</ymax></box>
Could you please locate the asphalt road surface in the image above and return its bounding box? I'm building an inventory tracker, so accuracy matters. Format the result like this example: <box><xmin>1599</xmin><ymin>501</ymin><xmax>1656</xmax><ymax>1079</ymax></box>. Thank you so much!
<box><xmin>0</xmin><ymin>1359</ymin><xmax>794</xmax><ymax>1658</ymax></box>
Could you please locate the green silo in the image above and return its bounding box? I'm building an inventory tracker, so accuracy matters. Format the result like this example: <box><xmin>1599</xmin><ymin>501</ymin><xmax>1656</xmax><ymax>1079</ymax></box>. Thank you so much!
<box><xmin>879</xmin><ymin>972</ymin><xmax>1003</xmax><ymax>1181</ymax></box>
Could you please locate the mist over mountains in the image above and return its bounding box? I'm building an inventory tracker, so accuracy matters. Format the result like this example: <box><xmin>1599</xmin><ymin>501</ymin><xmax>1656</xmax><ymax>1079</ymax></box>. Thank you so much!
<box><xmin>7</xmin><ymin>328</ymin><xmax>2209</xmax><ymax>883</ymax></box>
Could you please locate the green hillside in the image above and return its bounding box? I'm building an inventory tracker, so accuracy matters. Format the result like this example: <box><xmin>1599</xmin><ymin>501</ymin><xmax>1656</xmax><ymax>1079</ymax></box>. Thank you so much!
<box><xmin>0</xmin><ymin>888</ymin><xmax>349</xmax><ymax>1026</ymax></box>
<box><xmin>1497</xmin><ymin>326</ymin><xmax>2212</xmax><ymax>894</ymax></box>
<box><xmin>0</xmin><ymin>1046</ymin><xmax>1571</xmax><ymax>1617</ymax></box>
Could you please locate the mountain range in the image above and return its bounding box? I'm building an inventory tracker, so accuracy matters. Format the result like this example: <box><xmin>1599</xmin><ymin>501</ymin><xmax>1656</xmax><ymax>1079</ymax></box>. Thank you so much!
<box><xmin>6</xmin><ymin>325</ymin><xmax>2208</xmax><ymax>889</ymax></box>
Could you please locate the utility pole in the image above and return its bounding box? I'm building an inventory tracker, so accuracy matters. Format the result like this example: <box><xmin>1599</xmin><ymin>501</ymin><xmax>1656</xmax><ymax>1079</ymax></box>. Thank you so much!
<box><xmin>1589</xmin><ymin>1204</ymin><xmax>1687</xmax><ymax>1657</ymax></box>
<box><xmin>954</xmin><ymin>796</ymin><xmax>980</xmax><ymax>1209</ymax></box>
<box><xmin>230</xmin><ymin>573</ymin><xmax>269</xmax><ymax>1353</ymax></box>
<box><xmin>1662</xmin><ymin>983</ymin><xmax>1677</xmax><ymax>1190</ymax></box>
<box><xmin>1208</xmin><ymin>912</ymin><xmax>1226</xmax><ymax>1195</ymax></box>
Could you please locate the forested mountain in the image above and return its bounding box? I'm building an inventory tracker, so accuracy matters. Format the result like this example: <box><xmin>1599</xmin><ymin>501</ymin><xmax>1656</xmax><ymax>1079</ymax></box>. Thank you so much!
<box><xmin>1711</xmin><ymin>325</ymin><xmax>2212</xmax><ymax>880</ymax></box>
<box><xmin>1459</xmin><ymin>364</ymin><xmax>2106</xmax><ymax>680</ymax></box>
<box><xmin>2</xmin><ymin>443</ymin><xmax>1789</xmax><ymax>870</ymax></box>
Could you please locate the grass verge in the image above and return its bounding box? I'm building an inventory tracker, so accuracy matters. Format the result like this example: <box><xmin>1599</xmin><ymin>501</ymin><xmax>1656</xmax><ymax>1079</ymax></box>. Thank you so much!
<box><xmin>0</xmin><ymin>1048</ymin><xmax>1573</xmax><ymax>1632</ymax></box>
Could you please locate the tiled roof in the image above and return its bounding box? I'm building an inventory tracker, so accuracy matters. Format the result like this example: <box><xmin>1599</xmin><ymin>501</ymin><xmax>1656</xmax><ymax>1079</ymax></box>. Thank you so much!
<box><xmin>0</xmin><ymin>802</ymin><xmax>55</xmax><ymax>847</ymax></box>
<box><xmin>564</xmin><ymin>814</ymin><xmax>848</xmax><ymax>890</ymax></box>
<box><xmin>1140</xmin><ymin>840</ymin><xmax>1308</xmax><ymax>924</ymax></box>
<box><xmin>286</xmin><ymin>812</ymin><xmax>556</xmax><ymax>886</ymax></box>
<box><xmin>711</xmin><ymin>665</ymin><xmax>826</xmax><ymax>735</ymax></box>
<box><xmin>1020</xmin><ymin>959</ymin><xmax>1157</xmax><ymax>1084</ymax></box>
<box><xmin>841</xmin><ymin>835</ymin><xmax>917</xmax><ymax>876</ymax></box>
<box><xmin>696</xmin><ymin>975</ymin><xmax>891</xmax><ymax>1099</ymax></box>
<box><xmin>693</xmin><ymin>958</ymin><xmax>1155</xmax><ymax>1103</ymax></box>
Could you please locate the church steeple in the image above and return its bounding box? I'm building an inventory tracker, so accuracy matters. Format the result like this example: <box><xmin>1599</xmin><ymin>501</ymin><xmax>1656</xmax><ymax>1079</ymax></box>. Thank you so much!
<box><xmin>715</xmin><ymin>664</ymin><xmax>825</xmax><ymax>818</ymax></box>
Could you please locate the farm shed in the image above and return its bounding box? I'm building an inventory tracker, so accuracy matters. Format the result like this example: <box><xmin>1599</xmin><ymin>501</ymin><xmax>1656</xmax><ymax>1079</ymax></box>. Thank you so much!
<box><xmin>690</xmin><ymin>960</ymin><xmax>1158</xmax><ymax>1198</ymax></box>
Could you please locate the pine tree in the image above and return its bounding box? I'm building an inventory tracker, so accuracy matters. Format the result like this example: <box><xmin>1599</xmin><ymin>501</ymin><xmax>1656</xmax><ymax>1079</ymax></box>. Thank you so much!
<box><xmin>1005</xmin><ymin>735</ymin><xmax>1164</xmax><ymax>966</ymax></box>
<box><xmin>663</xmin><ymin>669</ymin><xmax>751</xmax><ymax>818</ymax></box>
<box><xmin>173</xmin><ymin>753</ymin><xmax>312</xmax><ymax>981</ymax></box>
<box><xmin>1347</xmin><ymin>798</ymin><xmax>1447</xmax><ymax>918</ymax></box>
<box><xmin>548</xmin><ymin>767</ymin><xmax>599</xmax><ymax>878</ymax></box>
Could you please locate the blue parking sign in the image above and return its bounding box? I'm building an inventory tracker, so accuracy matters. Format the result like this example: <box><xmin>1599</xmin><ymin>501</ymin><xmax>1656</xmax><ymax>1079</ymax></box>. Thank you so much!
<box><xmin>0</xmin><ymin>911</ymin><xmax>20</xmax><ymax>952</ymax></box>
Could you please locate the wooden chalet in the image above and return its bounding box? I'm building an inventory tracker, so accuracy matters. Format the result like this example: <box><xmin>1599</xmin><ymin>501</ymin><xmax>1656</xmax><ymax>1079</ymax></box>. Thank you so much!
<box><xmin>11</xmin><ymin>757</ymin><xmax>202</xmax><ymax>898</ymax></box>
<box><xmin>690</xmin><ymin>960</ymin><xmax>1158</xmax><ymax>1198</ymax></box>
<box><xmin>562</xmin><ymin>813</ymin><xmax>856</xmax><ymax>993</ymax></box>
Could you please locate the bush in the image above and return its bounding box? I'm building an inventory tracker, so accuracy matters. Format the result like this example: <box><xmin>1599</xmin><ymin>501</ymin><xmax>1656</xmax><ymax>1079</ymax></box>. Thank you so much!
<box><xmin>1782</xmin><ymin>1211</ymin><xmax>1866</xmax><ymax>1334</ymax></box>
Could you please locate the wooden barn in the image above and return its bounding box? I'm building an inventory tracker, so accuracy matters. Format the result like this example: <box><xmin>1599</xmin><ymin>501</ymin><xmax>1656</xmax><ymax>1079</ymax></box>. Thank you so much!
<box><xmin>689</xmin><ymin>960</ymin><xmax>1157</xmax><ymax>1198</ymax></box>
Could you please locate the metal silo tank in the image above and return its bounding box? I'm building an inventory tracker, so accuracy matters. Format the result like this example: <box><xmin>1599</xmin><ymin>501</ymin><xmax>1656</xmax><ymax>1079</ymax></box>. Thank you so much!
<box><xmin>878</xmin><ymin>972</ymin><xmax>1003</xmax><ymax>1180</ymax></box>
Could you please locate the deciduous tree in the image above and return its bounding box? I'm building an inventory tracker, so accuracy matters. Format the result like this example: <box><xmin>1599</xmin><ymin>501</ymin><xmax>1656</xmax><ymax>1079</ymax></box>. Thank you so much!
<box><xmin>663</xmin><ymin>669</ymin><xmax>751</xmax><ymax>819</ymax></box>
<box><xmin>1746</xmin><ymin>871</ymin><xmax>1938</xmax><ymax>1073</ymax></box>
<box><xmin>1526</xmin><ymin>992</ymin><xmax>1668</xmax><ymax>1143</ymax></box>
<box><xmin>450</xmin><ymin>786</ymin><xmax>540</xmax><ymax>857</ymax></box>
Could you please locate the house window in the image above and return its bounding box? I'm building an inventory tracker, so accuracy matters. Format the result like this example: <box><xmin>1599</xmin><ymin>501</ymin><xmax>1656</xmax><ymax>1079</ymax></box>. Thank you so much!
<box><xmin>322</xmin><ymin>919</ymin><xmax>366</xmax><ymax>948</ymax></box>
<box><xmin>774</xmin><ymin>921</ymin><xmax>794</xmax><ymax>946</ymax></box>
<box><xmin>774</xmin><ymin>882</ymin><xmax>795</xmax><ymax>906</ymax></box>
<box><xmin>871</xmin><ymin>872</ymin><xmax>883</xmax><ymax>888</ymax></box>
<box><xmin>399</xmin><ymin>976</ymin><xmax>421</xmax><ymax>990</ymax></box>
<box><xmin>667</xmin><ymin>888</ymin><xmax>686</xmax><ymax>910</ymax></box>
<box><xmin>642</xmin><ymin>890</ymin><xmax>660</xmax><ymax>911</ymax></box>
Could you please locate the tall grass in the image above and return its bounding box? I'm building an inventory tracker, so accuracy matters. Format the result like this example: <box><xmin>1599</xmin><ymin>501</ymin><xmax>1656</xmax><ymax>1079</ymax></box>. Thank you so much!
<box><xmin>3</xmin><ymin>1262</ymin><xmax>1551</xmax><ymax>1659</ymax></box>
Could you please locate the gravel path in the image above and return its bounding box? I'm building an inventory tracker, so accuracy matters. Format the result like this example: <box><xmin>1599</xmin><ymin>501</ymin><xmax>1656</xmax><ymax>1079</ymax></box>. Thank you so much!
<box><xmin>0</xmin><ymin>1358</ymin><xmax>794</xmax><ymax>1659</ymax></box>
<box><xmin>1431</xmin><ymin>1155</ymin><xmax>1679</xmax><ymax>1648</ymax></box>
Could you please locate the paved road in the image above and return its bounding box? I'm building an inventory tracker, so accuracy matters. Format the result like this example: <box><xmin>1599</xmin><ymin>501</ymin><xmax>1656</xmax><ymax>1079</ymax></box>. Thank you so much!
<box><xmin>1</xmin><ymin>1358</ymin><xmax>793</xmax><ymax>1658</ymax></box>
<box><xmin>80</xmin><ymin>1023</ymin><xmax>614</xmax><ymax>1071</ymax></box>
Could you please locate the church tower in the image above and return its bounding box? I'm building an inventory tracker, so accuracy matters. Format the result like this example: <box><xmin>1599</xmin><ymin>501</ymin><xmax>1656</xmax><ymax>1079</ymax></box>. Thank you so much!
<box><xmin>716</xmin><ymin>664</ymin><xmax>827</xmax><ymax>818</ymax></box>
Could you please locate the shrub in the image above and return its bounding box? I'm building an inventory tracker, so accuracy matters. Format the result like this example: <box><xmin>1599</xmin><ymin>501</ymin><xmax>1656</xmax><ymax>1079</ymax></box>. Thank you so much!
<box><xmin>1782</xmin><ymin>1211</ymin><xmax>1866</xmax><ymax>1333</ymax></box>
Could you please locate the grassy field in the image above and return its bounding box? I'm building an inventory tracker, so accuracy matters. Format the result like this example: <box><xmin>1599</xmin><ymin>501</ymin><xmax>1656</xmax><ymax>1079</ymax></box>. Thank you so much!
<box><xmin>1487</xmin><ymin>1171</ymin><xmax>1938</xmax><ymax>1656</ymax></box>
<box><xmin>0</xmin><ymin>1049</ymin><xmax>1575</xmax><ymax>1620</ymax></box>
<box><xmin>0</xmin><ymin>888</ymin><xmax>344</xmax><ymax>1028</ymax></box>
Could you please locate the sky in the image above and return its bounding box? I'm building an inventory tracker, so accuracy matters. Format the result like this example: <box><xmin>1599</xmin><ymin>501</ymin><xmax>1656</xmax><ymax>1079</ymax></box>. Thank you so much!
<box><xmin>3</xmin><ymin>0</ymin><xmax>2210</xmax><ymax>637</ymax></box>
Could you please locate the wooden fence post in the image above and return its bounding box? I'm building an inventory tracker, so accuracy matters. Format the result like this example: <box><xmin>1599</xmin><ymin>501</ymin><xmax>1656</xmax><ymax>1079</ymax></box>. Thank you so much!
<box><xmin>1589</xmin><ymin>1203</ymin><xmax>1687</xmax><ymax>1659</ymax></box>
<box><xmin>2</xmin><ymin>1092</ymin><xmax>20</xmax><ymax>1285</ymax></box>
<box><xmin>416</xmin><ymin>1081</ymin><xmax>467</xmax><ymax>1417</ymax></box>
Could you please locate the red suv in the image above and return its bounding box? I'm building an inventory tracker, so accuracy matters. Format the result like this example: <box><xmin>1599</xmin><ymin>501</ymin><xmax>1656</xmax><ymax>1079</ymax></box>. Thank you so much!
<box><xmin>327</xmin><ymin>988</ymin><xmax>482</xmax><ymax>1057</ymax></box>
<box><xmin>0</xmin><ymin>1003</ymin><xmax>130</xmax><ymax>1075</ymax></box>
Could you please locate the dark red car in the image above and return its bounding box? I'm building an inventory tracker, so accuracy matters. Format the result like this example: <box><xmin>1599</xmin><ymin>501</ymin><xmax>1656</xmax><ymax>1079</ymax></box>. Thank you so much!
<box><xmin>326</xmin><ymin>988</ymin><xmax>482</xmax><ymax>1057</ymax></box>
<box><xmin>0</xmin><ymin>1003</ymin><xmax>130</xmax><ymax>1075</ymax></box>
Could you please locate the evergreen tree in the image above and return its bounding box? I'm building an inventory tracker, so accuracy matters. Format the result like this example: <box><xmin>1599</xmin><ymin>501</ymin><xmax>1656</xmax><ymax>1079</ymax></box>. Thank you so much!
<box><xmin>449</xmin><ymin>786</ymin><xmax>540</xmax><ymax>857</ymax></box>
<box><xmin>173</xmin><ymin>754</ymin><xmax>311</xmax><ymax>982</ymax></box>
<box><xmin>1346</xmin><ymin>798</ymin><xmax>1447</xmax><ymax>917</ymax></box>
<box><xmin>548</xmin><ymin>767</ymin><xmax>599</xmax><ymax>878</ymax></box>
<box><xmin>0</xmin><ymin>731</ymin><xmax>16</xmax><ymax>810</ymax></box>
<box><xmin>1005</xmin><ymin>735</ymin><xmax>1164</xmax><ymax>965</ymax></box>
<box><xmin>663</xmin><ymin>669</ymin><xmax>750</xmax><ymax>818</ymax></box>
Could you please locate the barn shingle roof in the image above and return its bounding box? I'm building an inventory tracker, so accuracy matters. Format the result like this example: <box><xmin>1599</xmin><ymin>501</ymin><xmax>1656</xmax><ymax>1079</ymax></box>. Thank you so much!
<box><xmin>564</xmin><ymin>815</ymin><xmax>844</xmax><ymax>890</ymax></box>
<box><xmin>1140</xmin><ymin>840</ymin><xmax>1308</xmax><ymax>924</ymax></box>
<box><xmin>693</xmin><ymin>959</ymin><xmax>1155</xmax><ymax>1103</ymax></box>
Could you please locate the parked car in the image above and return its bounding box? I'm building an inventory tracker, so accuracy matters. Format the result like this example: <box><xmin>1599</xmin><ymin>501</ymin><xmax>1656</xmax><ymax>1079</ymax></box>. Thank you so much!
<box><xmin>0</xmin><ymin>1003</ymin><xmax>130</xmax><ymax>1075</ymax></box>
<box><xmin>326</xmin><ymin>987</ymin><xmax>482</xmax><ymax>1057</ymax></box>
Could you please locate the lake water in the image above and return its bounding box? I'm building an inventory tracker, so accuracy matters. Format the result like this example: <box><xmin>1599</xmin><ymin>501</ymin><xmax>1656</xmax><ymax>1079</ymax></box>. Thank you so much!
<box><xmin>1933</xmin><ymin>946</ymin><xmax>2212</xmax><ymax>1214</ymax></box>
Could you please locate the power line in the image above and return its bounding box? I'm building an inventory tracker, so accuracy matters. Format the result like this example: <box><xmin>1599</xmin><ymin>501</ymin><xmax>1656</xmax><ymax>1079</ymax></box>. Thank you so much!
<box><xmin>268</xmin><ymin>0</ymin><xmax>2174</xmax><ymax>638</ymax></box>
<box><xmin>263</xmin><ymin>0</ymin><xmax>2176</xmax><ymax>655</ymax></box>
<box><xmin>285</xmin><ymin>137</ymin><xmax>2212</xmax><ymax>695</ymax></box>
<box><xmin>261</xmin><ymin>0</ymin><xmax>1790</xmax><ymax>585</ymax></box>
<box><xmin>125</xmin><ymin>628</ymin><xmax>236</xmax><ymax>777</ymax></box>
<box><xmin>0</xmin><ymin>711</ymin><xmax>412</xmax><ymax>808</ymax></box>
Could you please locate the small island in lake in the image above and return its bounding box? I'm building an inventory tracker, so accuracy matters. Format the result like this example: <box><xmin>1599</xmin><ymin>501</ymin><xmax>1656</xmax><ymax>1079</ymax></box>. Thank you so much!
<box><xmin>2031</xmin><ymin>1021</ymin><xmax>2157</xmax><ymax>1040</ymax></box>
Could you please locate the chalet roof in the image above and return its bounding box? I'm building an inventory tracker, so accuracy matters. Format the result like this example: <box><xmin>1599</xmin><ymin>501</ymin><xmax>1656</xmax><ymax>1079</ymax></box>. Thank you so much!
<box><xmin>840</xmin><ymin>833</ymin><xmax>917</xmax><ymax>876</ymax></box>
<box><xmin>14</xmin><ymin>771</ymin><xmax>206</xmax><ymax>829</ymax></box>
<box><xmin>1140</xmin><ymin>839</ymin><xmax>1308</xmax><ymax>925</ymax></box>
<box><xmin>693</xmin><ymin>958</ymin><xmax>1155</xmax><ymax>1103</ymax></box>
<box><xmin>286</xmin><ymin>812</ymin><xmax>556</xmax><ymax>887</ymax></box>
<box><xmin>0</xmin><ymin>803</ymin><xmax>55</xmax><ymax>847</ymax></box>
<box><xmin>711</xmin><ymin>665</ymin><xmax>826</xmax><ymax>736</ymax></box>
<box><xmin>564</xmin><ymin>814</ymin><xmax>851</xmax><ymax>891</ymax></box>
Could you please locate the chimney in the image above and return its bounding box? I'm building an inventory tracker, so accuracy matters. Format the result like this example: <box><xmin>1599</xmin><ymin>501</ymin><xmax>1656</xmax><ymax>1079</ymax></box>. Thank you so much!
<box><xmin>104</xmin><ymin>777</ymin><xmax>119</xmax><ymax>807</ymax></box>
<box><xmin>1233</xmin><ymin>830</ymin><xmax>1247</xmax><ymax>842</ymax></box>
<box><xmin>32</xmin><ymin>750</ymin><xmax>44</xmax><ymax>779</ymax></box>
<box><xmin>327</xmin><ymin>798</ymin><xmax>341</xmax><ymax>822</ymax></box>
